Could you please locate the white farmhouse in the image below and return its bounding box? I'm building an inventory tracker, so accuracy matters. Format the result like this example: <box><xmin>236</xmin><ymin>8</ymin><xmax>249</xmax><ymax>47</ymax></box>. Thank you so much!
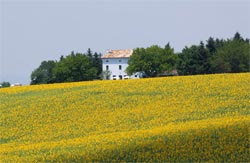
<box><xmin>101</xmin><ymin>49</ymin><xmax>140</xmax><ymax>80</ymax></box>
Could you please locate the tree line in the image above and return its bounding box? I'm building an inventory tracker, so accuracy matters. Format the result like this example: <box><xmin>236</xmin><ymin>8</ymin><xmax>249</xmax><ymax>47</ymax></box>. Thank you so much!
<box><xmin>127</xmin><ymin>32</ymin><xmax>249</xmax><ymax>77</ymax></box>
<box><xmin>177</xmin><ymin>32</ymin><xmax>249</xmax><ymax>75</ymax></box>
<box><xmin>0</xmin><ymin>82</ymin><xmax>11</xmax><ymax>88</ymax></box>
<box><xmin>30</xmin><ymin>49</ymin><xmax>102</xmax><ymax>85</ymax></box>
<box><xmin>30</xmin><ymin>32</ymin><xmax>249</xmax><ymax>85</ymax></box>
<box><xmin>126</xmin><ymin>43</ymin><xmax>178</xmax><ymax>77</ymax></box>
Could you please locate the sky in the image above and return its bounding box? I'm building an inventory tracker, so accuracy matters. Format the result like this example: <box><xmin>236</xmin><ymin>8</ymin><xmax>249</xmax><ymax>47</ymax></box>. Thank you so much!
<box><xmin>0</xmin><ymin>0</ymin><xmax>249</xmax><ymax>85</ymax></box>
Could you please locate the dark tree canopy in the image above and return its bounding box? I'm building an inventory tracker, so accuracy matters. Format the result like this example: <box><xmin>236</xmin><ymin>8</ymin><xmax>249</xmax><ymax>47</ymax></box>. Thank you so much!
<box><xmin>206</xmin><ymin>37</ymin><xmax>216</xmax><ymax>54</ymax></box>
<box><xmin>52</xmin><ymin>52</ymin><xmax>97</xmax><ymax>83</ymax></box>
<box><xmin>177</xmin><ymin>32</ymin><xmax>249</xmax><ymax>75</ymax></box>
<box><xmin>126</xmin><ymin>44</ymin><xmax>177</xmax><ymax>77</ymax></box>
<box><xmin>211</xmin><ymin>38</ymin><xmax>250</xmax><ymax>73</ymax></box>
<box><xmin>31</xmin><ymin>60</ymin><xmax>56</xmax><ymax>85</ymax></box>
<box><xmin>0</xmin><ymin>81</ymin><xmax>11</xmax><ymax>88</ymax></box>
<box><xmin>30</xmin><ymin>49</ymin><xmax>102</xmax><ymax>84</ymax></box>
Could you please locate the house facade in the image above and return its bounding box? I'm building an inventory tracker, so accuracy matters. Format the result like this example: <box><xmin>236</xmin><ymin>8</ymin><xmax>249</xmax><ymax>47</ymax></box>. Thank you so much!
<box><xmin>101</xmin><ymin>49</ymin><xmax>140</xmax><ymax>80</ymax></box>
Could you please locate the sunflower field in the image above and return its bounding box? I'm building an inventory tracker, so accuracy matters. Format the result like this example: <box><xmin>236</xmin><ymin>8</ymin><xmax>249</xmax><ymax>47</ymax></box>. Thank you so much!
<box><xmin>0</xmin><ymin>73</ymin><xmax>249</xmax><ymax>162</ymax></box>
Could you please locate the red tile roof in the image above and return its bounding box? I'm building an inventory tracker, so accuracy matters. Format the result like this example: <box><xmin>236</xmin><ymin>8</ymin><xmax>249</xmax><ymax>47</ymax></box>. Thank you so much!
<box><xmin>101</xmin><ymin>49</ymin><xmax>133</xmax><ymax>58</ymax></box>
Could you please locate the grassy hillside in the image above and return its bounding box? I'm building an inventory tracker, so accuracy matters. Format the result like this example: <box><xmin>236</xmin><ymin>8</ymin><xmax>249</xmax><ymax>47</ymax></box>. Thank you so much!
<box><xmin>0</xmin><ymin>73</ymin><xmax>249</xmax><ymax>162</ymax></box>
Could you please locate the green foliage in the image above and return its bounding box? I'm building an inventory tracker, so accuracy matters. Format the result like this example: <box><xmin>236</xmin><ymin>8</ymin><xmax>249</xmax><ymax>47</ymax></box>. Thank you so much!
<box><xmin>206</xmin><ymin>37</ymin><xmax>216</xmax><ymax>54</ymax></box>
<box><xmin>211</xmin><ymin>38</ymin><xmax>250</xmax><ymax>73</ymax></box>
<box><xmin>102</xmin><ymin>70</ymin><xmax>111</xmax><ymax>80</ymax></box>
<box><xmin>30</xmin><ymin>60</ymin><xmax>56</xmax><ymax>85</ymax></box>
<box><xmin>177</xmin><ymin>45</ymin><xmax>199</xmax><ymax>75</ymax></box>
<box><xmin>126</xmin><ymin>43</ymin><xmax>177</xmax><ymax>77</ymax></box>
<box><xmin>52</xmin><ymin>52</ymin><xmax>97</xmax><ymax>83</ymax></box>
<box><xmin>177</xmin><ymin>32</ymin><xmax>250</xmax><ymax>75</ymax></box>
<box><xmin>93</xmin><ymin>52</ymin><xmax>103</xmax><ymax>78</ymax></box>
<box><xmin>0</xmin><ymin>81</ymin><xmax>11</xmax><ymax>88</ymax></box>
<box><xmin>87</xmin><ymin>48</ymin><xmax>102</xmax><ymax>79</ymax></box>
<box><xmin>30</xmin><ymin>49</ymin><xmax>102</xmax><ymax>84</ymax></box>
<box><xmin>178</xmin><ymin>42</ymin><xmax>210</xmax><ymax>75</ymax></box>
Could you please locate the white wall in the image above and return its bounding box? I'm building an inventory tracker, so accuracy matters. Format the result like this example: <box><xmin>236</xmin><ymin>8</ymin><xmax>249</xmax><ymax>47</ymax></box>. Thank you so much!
<box><xmin>102</xmin><ymin>58</ymin><xmax>139</xmax><ymax>80</ymax></box>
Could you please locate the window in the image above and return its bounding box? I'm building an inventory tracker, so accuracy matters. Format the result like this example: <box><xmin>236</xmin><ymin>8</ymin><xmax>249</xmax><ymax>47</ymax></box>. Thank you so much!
<box><xmin>106</xmin><ymin>65</ymin><xmax>109</xmax><ymax>70</ymax></box>
<box><xmin>135</xmin><ymin>75</ymin><xmax>138</xmax><ymax>77</ymax></box>
<box><xmin>106</xmin><ymin>60</ymin><xmax>109</xmax><ymax>62</ymax></box>
<box><xmin>119</xmin><ymin>60</ymin><xmax>122</xmax><ymax>62</ymax></box>
<box><xmin>119</xmin><ymin>65</ymin><xmax>122</xmax><ymax>70</ymax></box>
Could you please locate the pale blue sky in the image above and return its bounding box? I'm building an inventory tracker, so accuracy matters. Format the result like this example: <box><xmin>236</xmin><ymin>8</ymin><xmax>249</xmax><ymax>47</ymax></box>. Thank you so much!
<box><xmin>0</xmin><ymin>0</ymin><xmax>249</xmax><ymax>85</ymax></box>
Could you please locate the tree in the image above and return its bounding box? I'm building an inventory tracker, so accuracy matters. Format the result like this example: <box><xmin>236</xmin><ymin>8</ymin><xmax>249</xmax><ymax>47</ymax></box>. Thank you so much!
<box><xmin>177</xmin><ymin>32</ymin><xmax>249</xmax><ymax>75</ymax></box>
<box><xmin>126</xmin><ymin>47</ymin><xmax>151</xmax><ymax>76</ymax></box>
<box><xmin>177</xmin><ymin>41</ymin><xmax>211</xmax><ymax>75</ymax></box>
<box><xmin>31</xmin><ymin>49</ymin><xmax>102</xmax><ymax>84</ymax></box>
<box><xmin>233</xmin><ymin>32</ymin><xmax>244</xmax><ymax>41</ymax></box>
<box><xmin>101</xmin><ymin>70</ymin><xmax>111</xmax><ymax>80</ymax></box>
<box><xmin>30</xmin><ymin>60</ymin><xmax>56</xmax><ymax>85</ymax></box>
<box><xmin>159</xmin><ymin>43</ymin><xmax>178</xmax><ymax>75</ymax></box>
<box><xmin>211</xmin><ymin>38</ymin><xmax>250</xmax><ymax>73</ymax></box>
<box><xmin>52</xmin><ymin>52</ymin><xmax>97</xmax><ymax>83</ymax></box>
<box><xmin>60</xmin><ymin>55</ymin><xmax>64</xmax><ymax>61</ymax></box>
<box><xmin>196</xmin><ymin>41</ymin><xmax>210</xmax><ymax>74</ymax></box>
<box><xmin>177</xmin><ymin>45</ymin><xmax>199</xmax><ymax>75</ymax></box>
<box><xmin>0</xmin><ymin>81</ymin><xmax>10</xmax><ymax>88</ymax></box>
<box><xmin>86</xmin><ymin>48</ymin><xmax>102</xmax><ymax>79</ymax></box>
<box><xmin>206</xmin><ymin>37</ymin><xmax>216</xmax><ymax>54</ymax></box>
<box><xmin>87</xmin><ymin>48</ymin><xmax>93</xmax><ymax>58</ymax></box>
<box><xmin>126</xmin><ymin>44</ymin><xmax>177</xmax><ymax>77</ymax></box>
<box><xmin>205</xmin><ymin>37</ymin><xmax>226</xmax><ymax>73</ymax></box>
<box><xmin>93</xmin><ymin>52</ymin><xmax>102</xmax><ymax>79</ymax></box>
